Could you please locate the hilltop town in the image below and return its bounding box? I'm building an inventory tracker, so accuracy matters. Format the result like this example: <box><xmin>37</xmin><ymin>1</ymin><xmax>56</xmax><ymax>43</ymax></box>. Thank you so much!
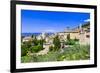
<box><xmin>21</xmin><ymin>22</ymin><xmax>90</xmax><ymax>62</ymax></box>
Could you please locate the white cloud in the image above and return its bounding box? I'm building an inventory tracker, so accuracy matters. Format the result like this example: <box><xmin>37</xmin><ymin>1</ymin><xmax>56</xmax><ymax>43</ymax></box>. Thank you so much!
<box><xmin>84</xmin><ymin>19</ymin><xmax>90</xmax><ymax>22</ymax></box>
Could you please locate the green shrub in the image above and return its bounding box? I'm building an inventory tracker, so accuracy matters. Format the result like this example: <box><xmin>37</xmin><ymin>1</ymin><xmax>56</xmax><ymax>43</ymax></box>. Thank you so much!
<box><xmin>21</xmin><ymin>44</ymin><xmax>28</xmax><ymax>56</ymax></box>
<box><xmin>23</xmin><ymin>40</ymin><xmax>32</xmax><ymax>49</ymax></box>
<box><xmin>32</xmin><ymin>37</ymin><xmax>45</xmax><ymax>46</ymax></box>
<box><xmin>63</xmin><ymin>44</ymin><xmax>90</xmax><ymax>60</ymax></box>
<box><xmin>31</xmin><ymin>45</ymin><xmax>44</xmax><ymax>53</ymax></box>
<box><xmin>21</xmin><ymin>55</ymin><xmax>32</xmax><ymax>63</ymax></box>
<box><xmin>53</xmin><ymin>35</ymin><xmax>61</xmax><ymax>50</ymax></box>
<box><xmin>65</xmin><ymin>39</ymin><xmax>76</xmax><ymax>45</ymax></box>
<box><xmin>49</xmin><ymin>46</ymin><xmax>54</xmax><ymax>51</ymax></box>
<box><xmin>67</xmin><ymin>34</ymin><xmax>70</xmax><ymax>40</ymax></box>
<box><xmin>74</xmin><ymin>38</ymin><xmax>79</xmax><ymax>41</ymax></box>
<box><xmin>57</xmin><ymin>55</ymin><xmax>66</xmax><ymax>61</ymax></box>
<box><xmin>35</xmin><ymin>51</ymin><xmax>61</xmax><ymax>62</ymax></box>
<box><xmin>32</xmin><ymin>37</ymin><xmax>38</xmax><ymax>45</ymax></box>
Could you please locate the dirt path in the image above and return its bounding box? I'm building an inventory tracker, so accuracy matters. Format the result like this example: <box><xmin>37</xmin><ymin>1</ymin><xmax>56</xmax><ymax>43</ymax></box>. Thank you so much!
<box><xmin>36</xmin><ymin>45</ymin><xmax>50</xmax><ymax>55</ymax></box>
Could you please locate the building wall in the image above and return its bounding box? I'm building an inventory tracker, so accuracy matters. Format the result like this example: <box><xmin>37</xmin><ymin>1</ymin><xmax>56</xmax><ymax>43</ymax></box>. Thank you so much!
<box><xmin>58</xmin><ymin>32</ymin><xmax>80</xmax><ymax>40</ymax></box>
<box><xmin>79</xmin><ymin>32</ymin><xmax>90</xmax><ymax>45</ymax></box>
<box><xmin>70</xmin><ymin>33</ymin><xmax>80</xmax><ymax>39</ymax></box>
<box><xmin>58</xmin><ymin>31</ymin><xmax>90</xmax><ymax>45</ymax></box>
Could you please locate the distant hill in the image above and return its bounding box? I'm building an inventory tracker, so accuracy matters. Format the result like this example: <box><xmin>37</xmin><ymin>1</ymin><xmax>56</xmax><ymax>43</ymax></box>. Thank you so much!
<box><xmin>82</xmin><ymin>22</ymin><xmax>90</xmax><ymax>28</ymax></box>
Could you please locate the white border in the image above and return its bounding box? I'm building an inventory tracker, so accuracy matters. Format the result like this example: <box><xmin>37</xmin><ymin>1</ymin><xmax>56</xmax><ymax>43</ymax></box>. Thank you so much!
<box><xmin>16</xmin><ymin>4</ymin><xmax>94</xmax><ymax>69</ymax></box>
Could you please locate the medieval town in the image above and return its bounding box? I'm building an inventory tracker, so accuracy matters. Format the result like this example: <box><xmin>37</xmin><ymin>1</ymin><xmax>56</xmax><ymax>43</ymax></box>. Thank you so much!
<box><xmin>21</xmin><ymin>22</ymin><xmax>90</xmax><ymax>60</ymax></box>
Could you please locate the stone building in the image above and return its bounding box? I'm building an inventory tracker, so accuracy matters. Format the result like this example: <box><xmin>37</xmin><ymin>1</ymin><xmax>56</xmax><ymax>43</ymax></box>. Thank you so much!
<box><xmin>57</xmin><ymin>23</ymin><xmax>90</xmax><ymax>45</ymax></box>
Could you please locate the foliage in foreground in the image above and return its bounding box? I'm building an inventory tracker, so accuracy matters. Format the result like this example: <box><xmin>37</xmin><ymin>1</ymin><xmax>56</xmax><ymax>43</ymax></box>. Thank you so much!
<box><xmin>21</xmin><ymin>38</ymin><xmax>44</xmax><ymax>56</ymax></box>
<box><xmin>53</xmin><ymin>35</ymin><xmax>61</xmax><ymax>51</ymax></box>
<box><xmin>21</xmin><ymin>44</ymin><xmax>90</xmax><ymax>63</ymax></box>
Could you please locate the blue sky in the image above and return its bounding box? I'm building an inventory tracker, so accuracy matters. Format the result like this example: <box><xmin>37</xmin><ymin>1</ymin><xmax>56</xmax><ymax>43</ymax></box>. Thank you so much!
<box><xmin>21</xmin><ymin>9</ymin><xmax>90</xmax><ymax>33</ymax></box>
